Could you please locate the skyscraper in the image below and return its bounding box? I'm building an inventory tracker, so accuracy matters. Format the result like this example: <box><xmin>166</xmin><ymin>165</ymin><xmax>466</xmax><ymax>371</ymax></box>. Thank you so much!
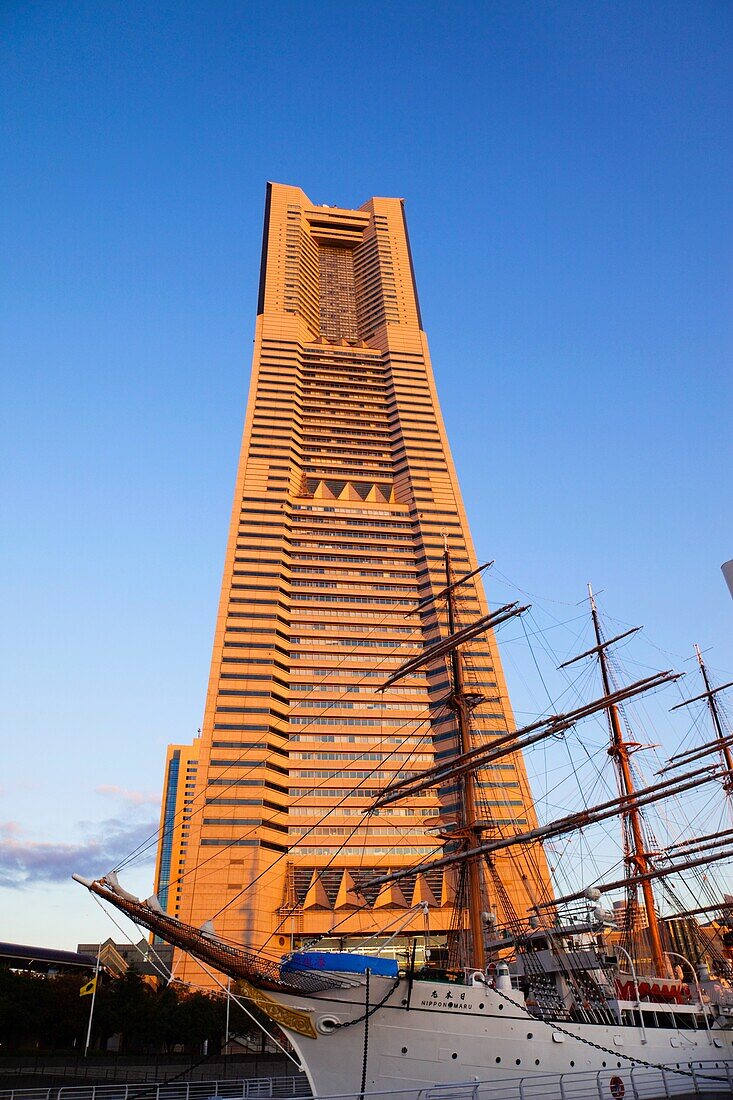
<box><xmin>164</xmin><ymin>184</ymin><xmax>547</xmax><ymax>986</ymax></box>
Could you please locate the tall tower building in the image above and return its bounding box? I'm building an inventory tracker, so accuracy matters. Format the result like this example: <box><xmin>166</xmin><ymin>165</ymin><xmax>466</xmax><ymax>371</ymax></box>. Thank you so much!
<box><xmin>169</xmin><ymin>184</ymin><xmax>547</xmax><ymax>985</ymax></box>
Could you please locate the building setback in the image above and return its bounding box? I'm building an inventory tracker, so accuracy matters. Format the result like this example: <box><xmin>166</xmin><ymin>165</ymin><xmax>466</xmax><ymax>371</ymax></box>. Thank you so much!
<box><xmin>161</xmin><ymin>184</ymin><xmax>548</xmax><ymax>986</ymax></box>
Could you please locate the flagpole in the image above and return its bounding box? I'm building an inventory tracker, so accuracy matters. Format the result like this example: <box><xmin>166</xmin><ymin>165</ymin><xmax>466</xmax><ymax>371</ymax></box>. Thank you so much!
<box><xmin>83</xmin><ymin>944</ymin><xmax>101</xmax><ymax>1057</ymax></box>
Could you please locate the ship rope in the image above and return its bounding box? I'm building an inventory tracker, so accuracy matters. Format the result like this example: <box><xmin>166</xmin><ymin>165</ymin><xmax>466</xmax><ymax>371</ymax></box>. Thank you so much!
<box><xmin>332</xmin><ymin>971</ymin><xmax>401</xmax><ymax>1029</ymax></box>
<box><xmin>490</xmin><ymin>983</ymin><xmax>726</xmax><ymax>1085</ymax></box>
<box><xmin>170</xmin><ymin>703</ymin><xmax>442</xmax><ymax>939</ymax></box>
<box><xmin>243</xmin><ymin>713</ymin><xmax>447</xmax><ymax>940</ymax></box>
<box><xmin>113</xmin><ymin>602</ymin><xmax>436</xmax><ymax>877</ymax></box>
<box><xmin>87</xmin><ymin>567</ymin><xmax>733</xmax><ymax>1024</ymax></box>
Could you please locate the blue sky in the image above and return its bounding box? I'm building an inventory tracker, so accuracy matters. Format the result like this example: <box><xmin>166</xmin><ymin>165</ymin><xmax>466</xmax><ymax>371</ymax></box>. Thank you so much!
<box><xmin>1</xmin><ymin>2</ymin><xmax>731</xmax><ymax>948</ymax></box>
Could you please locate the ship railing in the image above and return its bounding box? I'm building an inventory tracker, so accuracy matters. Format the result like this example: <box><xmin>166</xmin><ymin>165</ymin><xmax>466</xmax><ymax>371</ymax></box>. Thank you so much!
<box><xmin>0</xmin><ymin>1076</ymin><xmax>310</xmax><ymax>1100</ymax></box>
<box><xmin>5</xmin><ymin>1065</ymin><xmax>733</xmax><ymax>1100</ymax></box>
<box><xmin>419</xmin><ymin>1062</ymin><xmax>733</xmax><ymax>1099</ymax></box>
<box><xmin>309</xmin><ymin>1061</ymin><xmax>732</xmax><ymax>1100</ymax></box>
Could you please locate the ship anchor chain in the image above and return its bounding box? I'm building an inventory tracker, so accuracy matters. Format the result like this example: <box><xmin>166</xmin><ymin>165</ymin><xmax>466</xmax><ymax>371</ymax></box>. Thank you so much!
<box><xmin>490</xmin><ymin>985</ymin><xmax>724</xmax><ymax>1085</ymax></box>
<box><xmin>331</xmin><ymin>972</ymin><xmax>402</xmax><ymax>1029</ymax></box>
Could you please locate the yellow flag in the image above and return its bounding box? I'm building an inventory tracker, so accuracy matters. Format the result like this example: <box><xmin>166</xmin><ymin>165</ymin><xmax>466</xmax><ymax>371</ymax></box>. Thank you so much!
<box><xmin>79</xmin><ymin>977</ymin><xmax>97</xmax><ymax>997</ymax></box>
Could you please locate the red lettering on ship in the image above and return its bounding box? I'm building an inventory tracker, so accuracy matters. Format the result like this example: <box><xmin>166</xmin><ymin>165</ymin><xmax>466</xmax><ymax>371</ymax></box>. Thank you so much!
<box><xmin>614</xmin><ymin>979</ymin><xmax>690</xmax><ymax>1004</ymax></box>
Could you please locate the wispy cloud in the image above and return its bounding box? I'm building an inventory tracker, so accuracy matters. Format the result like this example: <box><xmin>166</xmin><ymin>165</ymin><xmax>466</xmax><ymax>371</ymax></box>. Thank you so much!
<box><xmin>0</xmin><ymin>819</ymin><xmax>158</xmax><ymax>889</ymax></box>
<box><xmin>96</xmin><ymin>784</ymin><xmax>160</xmax><ymax>807</ymax></box>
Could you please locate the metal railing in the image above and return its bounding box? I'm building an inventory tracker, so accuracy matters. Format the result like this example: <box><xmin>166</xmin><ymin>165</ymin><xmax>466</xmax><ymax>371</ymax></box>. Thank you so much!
<box><xmin>405</xmin><ymin>1064</ymin><xmax>733</xmax><ymax>1099</ymax></box>
<box><xmin>3</xmin><ymin>1063</ymin><xmax>733</xmax><ymax>1100</ymax></box>
<box><xmin>0</xmin><ymin>1076</ymin><xmax>310</xmax><ymax>1100</ymax></box>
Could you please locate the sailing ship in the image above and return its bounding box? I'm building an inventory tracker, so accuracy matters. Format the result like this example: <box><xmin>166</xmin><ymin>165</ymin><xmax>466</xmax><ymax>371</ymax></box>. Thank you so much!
<box><xmin>74</xmin><ymin>552</ymin><xmax>733</xmax><ymax>1096</ymax></box>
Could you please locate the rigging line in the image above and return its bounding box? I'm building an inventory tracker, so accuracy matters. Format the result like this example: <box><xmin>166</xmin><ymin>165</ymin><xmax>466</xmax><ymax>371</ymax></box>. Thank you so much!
<box><xmin>146</xmin><ymin>573</ymin><xmax>486</xmax><ymax>891</ymax></box>
<box><xmin>492</xmin><ymin>615</ymin><xmax>591</xmax><ymax>647</ymax></box>
<box><xmin>350</xmin><ymin>901</ymin><xmax>427</xmax><ymax>955</ymax></box>
<box><xmin>603</xmin><ymin>609</ymin><xmax>703</xmax><ymax>666</ymax></box>
<box><xmin>519</xmin><ymin>616</ymin><xmax>618</xmax><ymax>864</ymax></box>
<box><xmin>520</xmin><ymin>613</ymin><xmax>561</xmax><ymax>713</ymax></box>
<box><xmin>90</xmin><ymin>892</ymin><xmax>173</xmax><ymax>983</ymax></box>
<box><xmin>148</xmin><ymin>706</ymin><xmax>443</xmax><ymax>909</ymax></box>
<box><xmin>258</xmin><ymin>810</ymin><xmax>379</xmax><ymax>954</ymax></box>
<box><xmin>114</xmin><ymin>600</ymin><xmax>435</xmax><ymax>873</ymax></box>
<box><xmin>209</xmin><ymin>711</ymin><xmax>444</xmax><ymax>922</ymax></box>
<box><xmin>99</xmin><ymin>887</ymin><xmax>300</xmax><ymax>1068</ymax></box>
<box><xmin>259</xmin><ymin>722</ymin><xmax>441</xmax><ymax>952</ymax></box>
<box><xmin>117</xmin><ymin>654</ymin><xmax>444</xmax><ymax>882</ymax></box>
<box><xmin>320</xmin><ymin>832</ymin><xmax>452</xmax><ymax>943</ymax></box>
<box><xmin>484</xmin><ymin>566</ymin><xmax>583</xmax><ymax>610</ymax></box>
<box><xmin>193</xmin><ymin>956</ymin><xmax>301</xmax><ymax>1068</ymax></box>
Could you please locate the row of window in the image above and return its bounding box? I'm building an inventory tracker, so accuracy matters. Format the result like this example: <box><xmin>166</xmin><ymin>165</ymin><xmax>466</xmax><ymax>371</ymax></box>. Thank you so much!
<box><xmin>289</xmin><ymin>826</ymin><xmax>426</xmax><ymax>837</ymax></box>
<box><xmin>288</xmin><ymin>646</ymin><xmax>402</xmax><ymax>655</ymax></box>
<box><xmin>300</xmin><ymin>806</ymin><xmax>435</xmax><ymax>818</ymax></box>
<box><xmin>289</xmin><ymin>734</ymin><xmax>425</xmax><ymax>745</ymax></box>
<box><xmin>291</xmin><ymin>751</ymin><xmax>432</xmax><ymax>762</ymax></box>
<box><xmin>295</xmin><ymin>845</ymin><xmax>439</xmax><ymax>856</ymax></box>
<box><xmin>294</xmin><ymin>700</ymin><xmax>424</xmax><ymax>711</ymax></box>
<box><xmin>292</xmin><ymin>623</ymin><xmax>417</xmax><ymax>634</ymax></box>
<box><xmin>292</xmin><ymin>529</ymin><xmax>413</xmax><ymax>542</ymax></box>
<box><xmin>291</xmin><ymin>553</ymin><xmax>410</xmax><ymax>565</ymax></box>
<box><xmin>290</xmin><ymin>611</ymin><xmax>420</xmax><ymax>623</ymax></box>
<box><xmin>291</xmin><ymin>541</ymin><xmax>412</xmax><ymax>553</ymax></box>
<box><xmin>292</xmin><ymin>568</ymin><xmax>417</xmax><ymax>580</ymax></box>
<box><xmin>291</xmin><ymin>684</ymin><xmax>425</xmax><ymax>694</ymax></box>
<box><xmin>291</xmin><ymin>594</ymin><xmax>414</xmax><ymax>606</ymax></box>
<box><xmin>291</xmin><ymin>667</ymin><xmax>426</xmax><ymax>680</ymax></box>
<box><xmin>290</xmin><ymin>639</ymin><xmax>419</xmax><ymax>649</ymax></box>
<box><xmin>292</xmin><ymin>516</ymin><xmax>412</xmax><ymax>530</ymax></box>
<box><xmin>293</xmin><ymin>769</ymin><xmax>417</xmax><ymax>779</ymax></box>
<box><xmin>292</xmin><ymin>581</ymin><xmax>418</xmax><ymax>593</ymax></box>
<box><xmin>289</xmin><ymin>717</ymin><xmax>427</xmax><ymax>727</ymax></box>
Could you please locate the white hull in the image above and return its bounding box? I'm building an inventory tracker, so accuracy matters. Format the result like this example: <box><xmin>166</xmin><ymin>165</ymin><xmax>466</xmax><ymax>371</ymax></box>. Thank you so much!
<box><xmin>269</xmin><ymin>976</ymin><xmax>733</xmax><ymax>1097</ymax></box>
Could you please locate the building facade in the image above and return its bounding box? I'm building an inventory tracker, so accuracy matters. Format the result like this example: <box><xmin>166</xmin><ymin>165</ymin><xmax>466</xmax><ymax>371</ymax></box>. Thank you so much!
<box><xmin>163</xmin><ymin>184</ymin><xmax>547</xmax><ymax>985</ymax></box>
<box><xmin>153</xmin><ymin>740</ymin><xmax>199</xmax><ymax>921</ymax></box>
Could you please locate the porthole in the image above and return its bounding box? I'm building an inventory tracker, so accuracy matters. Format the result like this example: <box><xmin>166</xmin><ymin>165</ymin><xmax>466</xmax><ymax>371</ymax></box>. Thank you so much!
<box><xmin>515</xmin><ymin>1059</ymin><xmax>521</xmax><ymax>1065</ymax></box>
<box><xmin>451</xmin><ymin>1053</ymin><xmax>457</xmax><ymax>1060</ymax></box>
<box><xmin>527</xmin><ymin>1033</ymin><xmax>533</xmax><ymax>1039</ymax></box>
<box><xmin>317</xmin><ymin>1016</ymin><xmax>340</xmax><ymax>1034</ymax></box>
<box><xmin>495</xmin><ymin>1057</ymin><xmax>501</xmax><ymax>1064</ymax></box>
<box><xmin>534</xmin><ymin>1059</ymin><xmax>540</xmax><ymax>1066</ymax></box>
<box><xmin>602</xmin><ymin>1062</ymin><xmax>606</xmax><ymax>1068</ymax></box>
<box><xmin>570</xmin><ymin>1060</ymin><xmax>575</xmax><ymax>1067</ymax></box>
<box><xmin>478</xmin><ymin>1003</ymin><xmax>484</xmax><ymax>1010</ymax></box>
<box><xmin>401</xmin><ymin>1047</ymin><xmax>407</xmax><ymax>1055</ymax></box>
<box><xmin>498</xmin><ymin>1004</ymin><xmax>504</xmax><ymax>1011</ymax></box>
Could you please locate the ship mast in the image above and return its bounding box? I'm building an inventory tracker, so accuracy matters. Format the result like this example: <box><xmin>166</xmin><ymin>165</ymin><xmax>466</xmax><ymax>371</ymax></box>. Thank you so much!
<box><xmin>444</xmin><ymin>545</ymin><xmax>487</xmax><ymax>970</ymax></box>
<box><xmin>693</xmin><ymin>645</ymin><xmax>733</xmax><ymax>791</ymax></box>
<box><xmin>665</xmin><ymin>653</ymin><xmax>733</xmax><ymax>795</ymax></box>
<box><xmin>587</xmin><ymin>585</ymin><xmax>669</xmax><ymax>977</ymax></box>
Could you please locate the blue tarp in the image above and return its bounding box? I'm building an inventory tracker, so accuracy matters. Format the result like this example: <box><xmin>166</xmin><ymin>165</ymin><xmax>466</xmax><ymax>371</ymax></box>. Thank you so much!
<box><xmin>281</xmin><ymin>951</ymin><xmax>399</xmax><ymax>977</ymax></box>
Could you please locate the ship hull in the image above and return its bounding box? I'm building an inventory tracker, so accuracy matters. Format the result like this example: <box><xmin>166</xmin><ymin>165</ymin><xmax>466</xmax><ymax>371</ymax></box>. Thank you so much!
<box><xmin>266</xmin><ymin>976</ymin><xmax>733</xmax><ymax>1096</ymax></box>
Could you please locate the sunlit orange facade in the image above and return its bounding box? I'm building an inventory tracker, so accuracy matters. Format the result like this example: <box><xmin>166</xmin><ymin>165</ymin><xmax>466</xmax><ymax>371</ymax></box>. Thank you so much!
<box><xmin>164</xmin><ymin>184</ymin><xmax>546</xmax><ymax>986</ymax></box>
